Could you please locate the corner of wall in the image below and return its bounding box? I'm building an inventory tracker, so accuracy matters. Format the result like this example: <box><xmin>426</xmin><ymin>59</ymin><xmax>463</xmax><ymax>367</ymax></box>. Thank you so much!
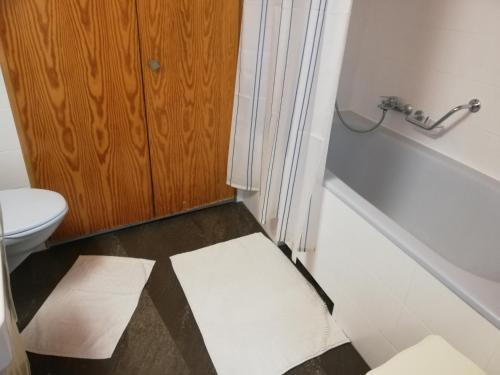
<box><xmin>0</xmin><ymin>72</ymin><xmax>30</xmax><ymax>190</ymax></box>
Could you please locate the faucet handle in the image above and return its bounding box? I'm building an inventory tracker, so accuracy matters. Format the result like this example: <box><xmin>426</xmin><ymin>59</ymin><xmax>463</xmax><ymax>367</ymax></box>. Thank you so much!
<box><xmin>379</xmin><ymin>96</ymin><xmax>399</xmax><ymax>110</ymax></box>
<box><xmin>401</xmin><ymin>104</ymin><xmax>414</xmax><ymax>115</ymax></box>
<box><xmin>379</xmin><ymin>96</ymin><xmax>414</xmax><ymax>115</ymax></box>
<box><xmin>379</xmin><ymin>96</ymin><xmax>402</xmax><ymax>110</ymax></box>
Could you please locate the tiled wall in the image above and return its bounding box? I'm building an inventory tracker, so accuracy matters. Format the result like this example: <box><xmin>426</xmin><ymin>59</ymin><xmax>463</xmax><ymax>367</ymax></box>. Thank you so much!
<box><xmin>337</xmin><ymin>0</ymin><xmax>500</xmax><ymax>182</ymax></box>
<box><xmin>0</xmin><ymin>73</ymin><xmax>30</xmax><ymax>190</ymax></box>
<box><xmin>298</xmin><ymin>187</ymin><xmax>500</xmax><ymax>373</ymax></box>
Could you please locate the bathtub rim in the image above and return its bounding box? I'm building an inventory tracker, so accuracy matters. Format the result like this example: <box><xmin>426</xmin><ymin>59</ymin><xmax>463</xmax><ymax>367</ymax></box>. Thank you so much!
<box><xmin>323</xmin><ymin>170</ymin><xmax>500</xmax><ymax>329</ymax></box>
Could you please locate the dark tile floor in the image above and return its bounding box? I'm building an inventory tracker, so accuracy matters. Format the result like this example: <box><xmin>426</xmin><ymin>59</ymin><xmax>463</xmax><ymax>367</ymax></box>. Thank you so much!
<box><xmin>11</xmin><ymin>202</ymin><xmax>370</xmax><ymax>375</ymax></box>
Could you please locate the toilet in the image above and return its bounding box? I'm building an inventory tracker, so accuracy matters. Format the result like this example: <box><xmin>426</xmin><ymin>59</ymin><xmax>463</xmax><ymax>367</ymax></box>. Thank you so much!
<box><xmin>0</xmin><ymin>188</ymin><xmax>68</xmax><ymax>272</ymax></box>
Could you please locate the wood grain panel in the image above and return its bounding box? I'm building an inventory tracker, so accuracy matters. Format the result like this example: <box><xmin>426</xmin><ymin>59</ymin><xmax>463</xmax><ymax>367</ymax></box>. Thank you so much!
<box><xmin>0</xmin><ymin>0</ymin><xmax>154</xmax><ymax>239</ymax></box>
<box><xmin>137</xmin><ymin>0</ymin><xmax>240</xmax><ymax>216</ymax></box>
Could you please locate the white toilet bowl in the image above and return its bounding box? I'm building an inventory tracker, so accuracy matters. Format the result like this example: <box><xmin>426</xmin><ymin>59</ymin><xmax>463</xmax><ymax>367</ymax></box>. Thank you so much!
<box><xmin>0</xmin><ymin>188</ymin><xmax>68</xmax><ymax>272</ymax></box>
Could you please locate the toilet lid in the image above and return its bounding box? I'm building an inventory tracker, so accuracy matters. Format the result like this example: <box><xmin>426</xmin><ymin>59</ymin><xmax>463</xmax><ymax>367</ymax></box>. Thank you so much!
<box><xmin>0</xmin><ymin>188</ymin><xmax>68</xmax><ymax>237</ymax></box>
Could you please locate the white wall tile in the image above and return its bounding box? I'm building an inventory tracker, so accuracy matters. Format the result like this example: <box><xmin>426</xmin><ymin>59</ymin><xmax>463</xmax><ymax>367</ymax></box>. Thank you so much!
<box><xmin>310</xmin><ymin>190</ymin><xmax>402</xmax><ymax>368</ymax></box>
<box><xmin>0</xmin><ymin>108</ymin><xmax>22</xmax><ymax>152</ymax></box>
<box><xmin>310</xmin><ymin>190</ymin><xmax>412</xmax><ymax>367</ymax></box>
<box><xmin>363</xmin><ymin>281</ymin><xmax>403</xmax><ymax>343</ymax></box>
<box><xmin>318</xmin><ymin>187</ymin><xmax>416</xmax><ymax>300</ymax></box>
<box><xmin>0</xmin><ymin>65</ymin><xmax>23</xmax><ymax>153</ymax></box>
<box><xmin>406</xmin><ymin>267</ymin><xmax>498</xmax><ymax>369</ymax></box>
<box><xmin>419</xmin><ymin>0</ymin><xmax>497</xmax><ymax>34</ymax></box>
<box><xmin>0</xmin><ymin>70</ymin><xmax>29</xmax><ymax>188</ymax></box>
<box><xmin>486</xmin><ymin>336</ymin><xmax>500</xmax><ymax>375</ymax></box>
<box><xmin>0</xmin><ymin>150</ymin><xmax>30</xmax><ymax>189</ymax></box>
<box><xmin>0</xmin><ymin>72</ymin><xmax>11</xmax><ymax>110</ymax></box>
<box><xmin>386</xmin><ymin>306</ymin><xmax>432</xmax><ymax>351</ymax></box>
<box><xmin>333</xmin><ymin>286</ymin><xmax>398</xmax><ymax>368</ymax></box>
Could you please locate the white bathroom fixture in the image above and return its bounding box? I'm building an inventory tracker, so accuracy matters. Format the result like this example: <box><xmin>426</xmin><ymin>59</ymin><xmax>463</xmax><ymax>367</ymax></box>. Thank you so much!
<box><xmin>0</xmin><ymin>188</ymin><xmax>67</xmax><ymax>271</ymax></box>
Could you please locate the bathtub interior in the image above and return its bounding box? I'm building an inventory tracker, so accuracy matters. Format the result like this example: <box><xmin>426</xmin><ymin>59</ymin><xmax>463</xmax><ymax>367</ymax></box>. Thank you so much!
<box><xmin>327</xmin><ymin>111</ymin><xmax>500</xmax><ymax>283</ymax></box>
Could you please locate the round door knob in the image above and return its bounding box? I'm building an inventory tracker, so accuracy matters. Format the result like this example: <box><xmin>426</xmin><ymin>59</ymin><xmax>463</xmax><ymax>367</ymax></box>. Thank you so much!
<box><xmin>148</xmin><ymin>59</ymin><xmax>161</xmax><ymax>72</ymax></box>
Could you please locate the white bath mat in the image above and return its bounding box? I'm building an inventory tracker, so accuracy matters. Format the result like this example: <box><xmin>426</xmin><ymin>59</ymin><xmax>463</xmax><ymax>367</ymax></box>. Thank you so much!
<box><xmin>171</xmin><ymin>232</ymin><xmax>349</xmax><ymax>375</ymax></box>
<box><xmin>21</xmin><ymin>256</ymin><xmax>155</xmax><ymax>359</ymax></box>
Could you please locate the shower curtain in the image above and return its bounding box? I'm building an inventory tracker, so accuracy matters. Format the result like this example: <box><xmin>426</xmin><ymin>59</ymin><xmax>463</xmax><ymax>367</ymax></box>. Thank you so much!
<box><xmin>227</xmin><ymin>0</ymin><xmax>352</xmax><ymax>252</ymax></box>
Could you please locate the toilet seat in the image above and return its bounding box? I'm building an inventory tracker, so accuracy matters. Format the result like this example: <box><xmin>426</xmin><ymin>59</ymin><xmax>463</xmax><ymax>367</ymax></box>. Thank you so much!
<box><xmin>0</xmin><ymin>188</ymin><xmax>68</xmax><ymax>238</ymax></box>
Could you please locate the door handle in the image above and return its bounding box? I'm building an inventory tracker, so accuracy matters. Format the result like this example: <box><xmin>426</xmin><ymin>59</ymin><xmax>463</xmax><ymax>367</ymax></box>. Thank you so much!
<box><xmin>148</xmin><ymin>59</ymin><xmax>161</xmax><ymax>72</ymax></box>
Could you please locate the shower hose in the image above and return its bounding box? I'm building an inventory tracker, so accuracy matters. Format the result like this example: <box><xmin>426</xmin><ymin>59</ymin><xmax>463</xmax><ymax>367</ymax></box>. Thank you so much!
<box><xmin>334</xmin><ymin>100</ymin><xmax>387</xmax><ymax>134</ymax></box>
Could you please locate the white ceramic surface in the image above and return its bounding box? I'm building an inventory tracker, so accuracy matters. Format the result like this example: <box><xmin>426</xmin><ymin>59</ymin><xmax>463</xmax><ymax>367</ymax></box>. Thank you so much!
<box><xmin>0</xmin><ymin>188</ymin><xmax>67</xmax><ymax>271</ymax></box>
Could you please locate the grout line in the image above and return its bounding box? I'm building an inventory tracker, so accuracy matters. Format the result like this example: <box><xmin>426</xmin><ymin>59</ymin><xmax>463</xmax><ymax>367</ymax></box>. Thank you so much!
<box><xmin>133</xmin><ymin>0</ymin><xmax>157</xmax><ymax>217</ymax></box>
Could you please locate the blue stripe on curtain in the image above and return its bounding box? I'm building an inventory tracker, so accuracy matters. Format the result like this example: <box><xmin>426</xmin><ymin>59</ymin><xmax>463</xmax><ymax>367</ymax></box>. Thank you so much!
<box><xmin>260</xmin><ymin>0</ymin><xmax>295</xmax><ymax>222</ymax></box>
<box><xmin>275</xmin><ymin>0</ymin><xmax>314</xmax><ymax>232</ymax></box>
<box><xmin>248</xmin><ymin>0</ymin><xmax>270</xmax><ymax>190</ymax></box>
<box><xmin>301</xmin><ymin>196</ymin><xmax>313</xmax><ymax>251</ymax></box>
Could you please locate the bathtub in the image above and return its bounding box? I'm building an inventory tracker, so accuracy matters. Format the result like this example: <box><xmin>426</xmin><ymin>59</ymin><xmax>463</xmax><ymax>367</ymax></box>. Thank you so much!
<box><xmin>325</xmin><ymin>111</ymin><xmax>500</xmax><ymax>329</ymax></box>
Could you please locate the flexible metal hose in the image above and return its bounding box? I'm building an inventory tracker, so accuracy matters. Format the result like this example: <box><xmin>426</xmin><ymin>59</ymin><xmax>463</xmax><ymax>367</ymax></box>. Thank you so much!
<box><xmin>335</xmin><ymin>101</ymin><xmax>387</xmax><ymax>134</ymax></box>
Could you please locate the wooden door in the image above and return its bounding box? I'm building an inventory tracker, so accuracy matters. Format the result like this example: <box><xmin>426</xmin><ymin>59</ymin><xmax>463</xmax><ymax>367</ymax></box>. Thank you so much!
<box><xmin>137</xmin><ymin>0</ymin><xmax>239</xmax><ymax>216</ymax></box>
<box><xmin>0</xmin><ymin>0</ymin><xmax>153</xmax><ymax>239</ymax></box>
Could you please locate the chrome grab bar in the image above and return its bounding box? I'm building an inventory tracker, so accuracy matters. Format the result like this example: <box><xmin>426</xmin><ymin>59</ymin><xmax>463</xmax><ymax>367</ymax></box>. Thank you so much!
<box><xmin>406</xmin><ymin>98</ymin><xmax>481</xmax><ymax>130</ymax></box>
<box><xmin>377</xmin><ymin>97</ymin><xmax>481</xmax><ymax>131</ymax></box>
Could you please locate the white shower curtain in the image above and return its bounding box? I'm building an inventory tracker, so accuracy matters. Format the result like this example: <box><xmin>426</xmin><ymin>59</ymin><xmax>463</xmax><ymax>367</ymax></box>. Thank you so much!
<box><xmin>227</xmin><ymin>0</ymin><xmax>352</xmax><ymax>252</ymax></box>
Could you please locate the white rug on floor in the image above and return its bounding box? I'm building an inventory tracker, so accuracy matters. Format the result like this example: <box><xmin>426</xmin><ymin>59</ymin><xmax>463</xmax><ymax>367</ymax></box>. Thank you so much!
<box><xmin>21</xmin><ymin>255</ymin><xmax>154</xmax><ymax>359</ymax></box>
<box><xmin>171</xmin><ymin>233</ymin><xmax>349</xmax><ymax>375</ymax></box>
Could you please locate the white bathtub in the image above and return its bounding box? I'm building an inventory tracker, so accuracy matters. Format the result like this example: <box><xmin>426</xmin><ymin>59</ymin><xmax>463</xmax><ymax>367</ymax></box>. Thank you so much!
<box><xmin>300</xmin><ymin>111</ymin><xmax>500</xmax><ymax>370</ymax></box>
<box><xmin>327</xmin><ymin>112</ymin><xmax>500</xmax><ymax>329</ymax></box>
